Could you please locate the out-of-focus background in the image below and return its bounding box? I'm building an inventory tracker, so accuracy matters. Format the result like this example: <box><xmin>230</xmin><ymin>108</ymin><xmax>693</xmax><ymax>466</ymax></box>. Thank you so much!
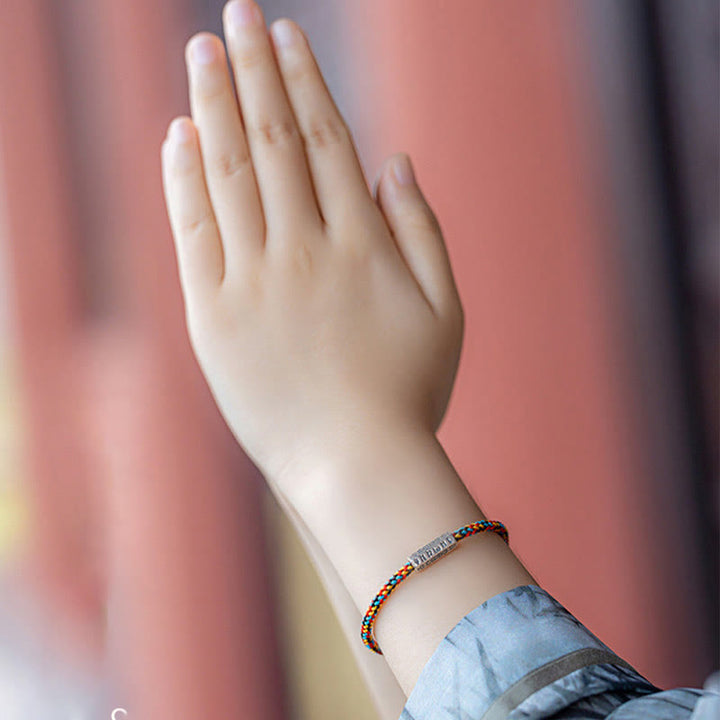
<box><xmin>0</xmin><ymin>0</ymin><xmax>717</xmax><ymax>718</ymax></box>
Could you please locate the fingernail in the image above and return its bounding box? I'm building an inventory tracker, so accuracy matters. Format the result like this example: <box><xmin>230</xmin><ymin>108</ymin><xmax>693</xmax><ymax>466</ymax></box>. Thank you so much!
<box><xmin>170</xmin><ymin>118</ymin><xmax>193</xmax><ymax>144</ymax></box>
<box><xmin>271</xmin><ymin>19</ymin><xmax>296</xmax><ymax>49</ymax></box>
<box><xmin>393</xmin><ymin>154</ymin><xmax>415</xmax><ymax>186</ymax></box>
<box><xmin>191</xmin><ymin>36</ymin><xmax>217</xmax><ymax>64</ymax></box>
<box><xmin>226</xmin><ymin>0</ymin><xmax>261</xmax><ymax>29</ymax></box>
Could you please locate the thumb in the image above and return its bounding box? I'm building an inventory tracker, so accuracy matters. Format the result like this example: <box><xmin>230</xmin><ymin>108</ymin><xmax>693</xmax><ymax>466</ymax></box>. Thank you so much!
<box><xmin>374</xmin><ymin>153</ymin><xmax>461</xmax><ymax>319</ymax></box>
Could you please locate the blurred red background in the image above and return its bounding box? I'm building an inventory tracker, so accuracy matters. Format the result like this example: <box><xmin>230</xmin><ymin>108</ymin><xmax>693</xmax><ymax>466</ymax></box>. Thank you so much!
<box><xmin>0</xmin><ymin>1</ymin><xmax>716</xmax><ymax>718</ymax></box>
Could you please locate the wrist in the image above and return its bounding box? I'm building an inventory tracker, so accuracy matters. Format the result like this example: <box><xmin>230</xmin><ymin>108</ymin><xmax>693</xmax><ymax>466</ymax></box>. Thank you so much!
<box><xmin>278</xmin><ymin>427</ymin><xmax>532</xmax><ymax>693</ymax></box>
<box><xmin>275</xmin><ymin>419</ymin><xmax>494</xmax><ymax>590</ymax></box>
<box><xmin>277</xmin><ymin>421</ymin><xmax>466</xmax><ymax>522</ymax></box>
<box><xmin>272</xmin><ymin>419</ymin><xmax>535</xmax><ymax>694</ymax></box>
<box><xmin>269</xmin><ymin>413</ymin><xmax>435</xmax><ymax>501</ymax></box>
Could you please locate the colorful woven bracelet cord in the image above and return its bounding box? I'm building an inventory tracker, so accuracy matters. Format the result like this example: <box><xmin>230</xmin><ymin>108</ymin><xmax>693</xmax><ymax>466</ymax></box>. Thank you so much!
<box><xmin>360</xmin><ymin>520</ymin><xmax>509</xmax><ymax>654</ymax></box>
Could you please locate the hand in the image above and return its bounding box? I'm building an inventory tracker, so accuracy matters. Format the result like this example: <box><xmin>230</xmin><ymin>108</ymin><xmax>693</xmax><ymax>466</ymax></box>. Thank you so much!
<box><xmin>160</xmin><ymin>0</ymin><xmax>464</xmax><ymax>492</ymax></box>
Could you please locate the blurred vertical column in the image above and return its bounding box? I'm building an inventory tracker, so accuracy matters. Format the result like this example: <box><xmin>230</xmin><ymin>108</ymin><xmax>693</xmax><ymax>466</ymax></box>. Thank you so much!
<box><xmin>0</xmin><ymin>0</ymin><xmax>104</xmax><ymax>663</ymax></box>
<box><xmin>583</xmin><ymin>0</ymin><xmax>719</xmax><ymax>680</ymax></box>
<box><xmin>343</xmin><ymin>0</ymin><xmax>715</xmax><ymax>689</ymax></box>
<box><xmin>0</xmin><ymin>0</ymin><xmax>290</xmax><ymax>717</ymax></box>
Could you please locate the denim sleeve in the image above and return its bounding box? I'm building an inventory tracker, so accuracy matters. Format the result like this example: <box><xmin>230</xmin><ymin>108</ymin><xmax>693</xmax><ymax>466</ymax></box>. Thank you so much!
<box><xmin>398</xmin><ymin>584</ymin><xmax>718</xmax><ymax>719</ymax></box>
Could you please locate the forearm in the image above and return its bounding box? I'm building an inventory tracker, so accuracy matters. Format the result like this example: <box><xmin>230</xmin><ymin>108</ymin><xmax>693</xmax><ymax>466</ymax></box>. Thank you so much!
<box><xmin>274</xmin><ymin>422</ymin><xmax>538</xmax><ymax>697</ymax></box>
<box><xmin>270</xmin><ymin>486</ymin><xmax>408</xmax><ymax>720</ymax></box>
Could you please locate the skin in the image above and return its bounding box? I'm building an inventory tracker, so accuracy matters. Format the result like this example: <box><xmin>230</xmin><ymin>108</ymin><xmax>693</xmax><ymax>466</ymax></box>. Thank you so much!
<box><xmin>161</xmin><ymin>0</ymin><xmax>536</xmax><ymax>710</ymax></box>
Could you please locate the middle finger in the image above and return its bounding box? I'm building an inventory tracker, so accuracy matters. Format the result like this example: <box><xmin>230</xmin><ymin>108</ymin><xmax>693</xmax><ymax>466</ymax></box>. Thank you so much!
<box><xmin>223</xmin><ymin>0</ymin><xmax>322</xmax><ymax>241</ymax></box>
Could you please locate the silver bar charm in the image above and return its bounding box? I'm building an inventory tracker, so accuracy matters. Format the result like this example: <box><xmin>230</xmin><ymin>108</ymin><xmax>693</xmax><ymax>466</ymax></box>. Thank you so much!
<box><xmin>409</xmin><ymin>531</ymin><xmax>458</xmax><ymax>571</ymax></box>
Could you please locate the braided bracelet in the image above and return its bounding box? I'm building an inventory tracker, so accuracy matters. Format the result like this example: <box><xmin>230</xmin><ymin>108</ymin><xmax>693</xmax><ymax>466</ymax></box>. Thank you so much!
<box><xmin>360</xmin><ymin>520</ymin><xmax>509</xmax><ymax>654</ymax></box>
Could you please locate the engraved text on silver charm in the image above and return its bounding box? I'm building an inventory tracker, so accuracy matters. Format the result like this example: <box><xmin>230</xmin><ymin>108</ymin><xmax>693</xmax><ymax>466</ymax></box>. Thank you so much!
<box><xmin>409</xmin><ymin>532</ymin><xmax>458</xmax><ymax>571</ymax></box>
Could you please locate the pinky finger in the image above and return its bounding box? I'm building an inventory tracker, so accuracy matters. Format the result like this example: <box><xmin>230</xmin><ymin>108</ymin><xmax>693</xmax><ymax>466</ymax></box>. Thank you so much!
<box><xmin>161</xmin><ymin>116</ymin><xmax>224</xmax><ymax>301</ymax></box>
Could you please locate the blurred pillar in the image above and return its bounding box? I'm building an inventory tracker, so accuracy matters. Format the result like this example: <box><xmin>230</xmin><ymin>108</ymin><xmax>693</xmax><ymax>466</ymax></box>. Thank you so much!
<box><xmin>0</xmin><ymin>0</ymin><xmax>104</xmax><ymax>662</ymax></box>
<box><xmin>0</xmin><ymin>0</ymin><xmax>289</xmax><ymax>717</ymax></box>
